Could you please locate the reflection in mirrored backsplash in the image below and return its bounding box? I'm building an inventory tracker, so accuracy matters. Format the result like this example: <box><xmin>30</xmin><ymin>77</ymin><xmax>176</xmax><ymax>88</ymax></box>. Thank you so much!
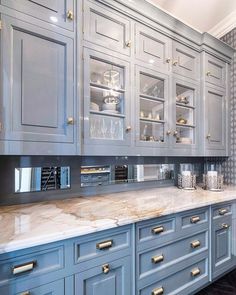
<box><xmin>81</xmin><ymin>164</ymin><xmax>174</xmax><ymax>187</ymax></box>
<box><xmin>15</xmin><ymin>167</ymin><xmax>70</xmax><ymax>193</ymax></box>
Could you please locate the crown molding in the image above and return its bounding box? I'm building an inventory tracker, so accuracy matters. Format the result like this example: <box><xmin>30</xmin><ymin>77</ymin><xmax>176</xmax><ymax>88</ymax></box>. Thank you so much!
<box><xmin>208</xmin><ymin>10</ymin><xmax>236</xmax><ymax>38</ymax></box>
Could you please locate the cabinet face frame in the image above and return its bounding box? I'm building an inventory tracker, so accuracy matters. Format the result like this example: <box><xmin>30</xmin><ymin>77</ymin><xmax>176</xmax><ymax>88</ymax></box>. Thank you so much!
<box><xmin>1</xmin><ymin>0</ymin><xmax>75</xmax><ymax>31</ymax></box>
<box><xmin>135</xmin><ymin>65</ymin><xmax>170</xmax><ymax>149</ymax></box>
<box><xmin>0</xmin><ymin>15</ymin><xmax>75</xmax><ymax>144</ymax></box>
<box><xmin>83</xmin><ymin>48</ymin><xmax>131</xmax><ymax>147</ymax></box>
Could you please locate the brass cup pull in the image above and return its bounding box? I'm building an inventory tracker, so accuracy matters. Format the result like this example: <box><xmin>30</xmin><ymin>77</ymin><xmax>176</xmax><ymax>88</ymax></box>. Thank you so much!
<box><xmin>126</xmin><ymin>126</ymin><xmax>132</xmax><ymax>132</ymax></box>
<box><xmin>173</xmin><ymin>60</ymin><xmax>178</xmax><ymax>66</ymax></box>
<box><xmin>96</xmin><ymin>240</ymin><xmax>113</xmax><ymax>250</ymax></box>
<box><xmin>67</xmin><ymin>10</ymin><xmax>74</xmax><ymax>20</ymax></box>
<box><xmin>21</xmin><ymin>292</ymin><xmax>30</xmax><ymax>295</ymax></box>
<box><xmin>102</xmin><ymin>263</ymin><xmax>110</xmax><ymax>274</ymax></box>
<box><xmin>126</xmin><ymin>40</ymin><xmax>132</xmax><ymax>48</ymax></box>
<box><xmin>67</xmin><ymin>117</ymin><xmax>74</xmax><ymax>125</ymax></box>
<box><xmin>219</xmin><ymin>208</ymin><xmax>228</xmax><ymax>215</ymax></box>
<box><xmin>152</xmin><ymin>287</ymin><xmax>164</xmax><ymax>295</ymax></box>
<box><xmin>222</xmin><ymin>223</ymin><xmax>230</xmax><ymax>229</ymax></box>
<box><xmin>190</xmin><ymin>216</ymin><xmax>200</xmax><ymax>224</ymax></box>
<box><xmin>152</xmin><ymin>254</ymin><xmax>164</xmax><ymax>264</ymax></box>
<box><xmin>191</xmin><ymin>267</ymin><xmax>201</xmax><ymax>277</ymax></box>
<box><xmin>191</xmin><ymin>240</ymin><xmax>201</xmax><ymax>249</ymax></box>
<box><xmin>12</xmin><ymin>261</ymin><xmax>36</xmax><ymax>275</ymax></box>
<box><xmin>206</xmin><ymin>71</ymin><xmax>211</xmax><ymax>76</ymax></box>
<box><xmin>166</xmin><ymin>58</ymin><xmax>171</xmax><ymax>63</ymax></box>
<box><xmin>152</xmin><ymin>226</ymin><xmax>164</xmax><ymax>235</ymax></box>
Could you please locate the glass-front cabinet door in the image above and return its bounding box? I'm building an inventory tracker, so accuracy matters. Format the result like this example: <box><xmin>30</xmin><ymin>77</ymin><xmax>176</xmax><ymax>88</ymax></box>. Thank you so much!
<box><xmin>173</xmin><ymin>78</ymin><xmax>199</xmax><ymax>149</ymax></box>
<box><xmin>84</xmin><ymin>49</ymin><xmax>131</xmax><ymax>148</ymax></box>
<box><xmin>136</xmin><ymin>67</ymin><xmax>169</xmax><ymax>149</ymax></box>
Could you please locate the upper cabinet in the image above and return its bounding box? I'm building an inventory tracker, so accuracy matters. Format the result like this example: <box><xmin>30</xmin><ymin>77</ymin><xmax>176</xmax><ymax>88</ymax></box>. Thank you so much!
<box><xmin>1</xmin><ymin>0</ymin><xmax>75</xmax><ymax>30</ymax></box>
<box><xmin>135</xmin><ymin>24</ymin><xmax>171</xmax><ymax>72</ymax></box>
<box><xmin>205</xmin><ymin>54</ymin><xmax>226</xmax><ymax>88</ymax></box>
<box><xmin>172</xmin><ymin>42</ymin><xmax>200</xmax><ymax>81</ymax></box>
<box><xmin>83</xmin><ymin>1</ymin><xmax>131</xmax><ymax>56</ymax></box>
<box><xmin>0</xmin><ymin>15</ymin><xmax>75</xmax><ymax>154</ymax></box>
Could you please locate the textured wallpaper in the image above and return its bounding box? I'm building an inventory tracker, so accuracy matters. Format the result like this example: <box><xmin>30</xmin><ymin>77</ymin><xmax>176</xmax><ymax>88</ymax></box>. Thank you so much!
<box><xmin>221</xmin><ymin>29</ymin><xmax>236</xmax><ymax>184</ymax></box>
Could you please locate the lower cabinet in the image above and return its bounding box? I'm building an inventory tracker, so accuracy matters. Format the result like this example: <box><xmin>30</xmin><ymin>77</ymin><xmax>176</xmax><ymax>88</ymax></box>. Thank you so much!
<box><xmin>74</xmin><ymin>256</ymin><xmax>131</xmax><ymax>295</ymax></box>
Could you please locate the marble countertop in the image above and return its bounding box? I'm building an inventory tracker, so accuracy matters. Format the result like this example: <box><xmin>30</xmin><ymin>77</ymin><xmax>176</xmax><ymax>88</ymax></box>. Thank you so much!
<box><xmin>0</xmin><ymin>186</ymin><xmax>236</xmax><ymax>254</ymax></box>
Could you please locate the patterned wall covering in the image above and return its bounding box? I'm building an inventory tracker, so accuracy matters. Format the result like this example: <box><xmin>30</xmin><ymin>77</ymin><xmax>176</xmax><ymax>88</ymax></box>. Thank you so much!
<box><xmin>221</xmin><ymin>29</ymin><xmax>236</xmax><ymax>184</ymax></box>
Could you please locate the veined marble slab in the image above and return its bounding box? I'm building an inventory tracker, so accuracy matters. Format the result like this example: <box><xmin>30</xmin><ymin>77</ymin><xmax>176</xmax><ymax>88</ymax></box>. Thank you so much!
<box><xmin>0</xmin><ymin>186</ymin><xmax>236</xmax><ymax>254</ymax></box>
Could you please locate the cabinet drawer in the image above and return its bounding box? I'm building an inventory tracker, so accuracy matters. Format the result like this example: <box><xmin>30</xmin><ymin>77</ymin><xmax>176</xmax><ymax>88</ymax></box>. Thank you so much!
<box><xmin>139</xmin><ymin>257</ymin><xmax>208</xmax><ymax>295</ymax></box>
<box><xmin>0</xmin><ymin>279</ymin><xmax>64</xmax><ymax>295</ymax></box>
<box><xmin>205</xmin><ymin>54</ymin><xmax>226</xmax><ymax>88</ymax></box>
<box><xmin>138</xmin><ymin>230</ymin><xmax>208</xmax><ymax>279</ymax></box>
<box><xmin>0</xmin><ymin>246</ymin><xmax>64</xmax><ymax>285</ymax></box>
<box><xmin>84</xmin><ymin>1</ymin><xmax>131</xmax><ymax>56</ymax></box>
<box><xmin>180</xmin><ymin>208</ymin><xmax>208</xmax><ymax>230</ymax></box>
<box><xmin>74</xmin><ymin>226</ymin><xmax>131</xmax><ymax>264</ymax></box>
<box><xmin>213</xmin><ymin>204</ymin><xmax>232</xmax><ymax>219</ymax></box>
<box><xmin>136</xmin><ymin>216</ymin><xmax>176</xmax><ymax>247</ymax></box>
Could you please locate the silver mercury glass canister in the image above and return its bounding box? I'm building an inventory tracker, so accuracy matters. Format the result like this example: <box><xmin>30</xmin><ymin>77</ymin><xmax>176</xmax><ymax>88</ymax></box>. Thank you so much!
<box><xmin>203</xmin><ymin>162</ymin><xmax>224</xmax><ymax>191</ymax></box>
<box><xmin>178</xmin><ymin>163</ymin><xmax>196</xmax><ymax>190</ymax></box>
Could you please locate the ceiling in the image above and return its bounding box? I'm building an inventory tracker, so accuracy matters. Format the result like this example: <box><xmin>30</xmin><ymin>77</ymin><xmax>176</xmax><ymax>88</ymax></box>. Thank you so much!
<box><xmin>146</xmin><ymin>0</ymin><xmax>236</xmax><ymax>34</ymax></box>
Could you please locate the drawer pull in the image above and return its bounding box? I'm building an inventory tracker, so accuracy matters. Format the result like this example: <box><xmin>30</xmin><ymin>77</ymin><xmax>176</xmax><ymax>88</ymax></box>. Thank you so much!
<box><xmin>222</xmin><ymin>223</ymin><xmax>230</xmax><ymax>229</ymax></box>
<box><xmin>191</xmin><ymin>240</ymin><xmax>201</xmax><ymax>249</ymax></box>
<box><xmin>219</xmin><ymin>208</ymin><xmax>228</xmax><ymax>215</ymax></box>
<box><xmin>12</xmin><ymin>261</ymin><xmax>36</xmax><ymax>275</ymax></box>
<box><xmin>152</xmin><ymin>254</ymin><xmax>164</xmax><ymax>264</ymax></box>
<box><xmin>191</xmin><ymin>267</ymin><xmax>201</xmax><ymax>277</ymax></box>
<box><xmin>152</xmin><ymin>287</ymin><xmax>164</xmax><ymax>295</ymax></box>
<box><xmin>152</xmin><ymin>226</ymin><xmax>164</xmax><ymax>235</ymax></box>
<box><xmin>67</xmin><ymin>10</ymin><xmax>74</xmax><ymax>20</ymax></box>
<box><xmin>96</xmin><ymin>240</ymin><xmax>113</xmax><ymax>250</ymax></box>
<box><xmin>20</xmin><ymin>292</ymin><xmax>30</xmax><ymax>295</ymax></box>
<box><xmin>190</xmin><ymin>216</ymin><xmax>200</xmax><ymax>224</ymax></box>
<box><xmin>102</xmin><ymin>263</ymin><xmax>110</xmax><ymax>274</ymax></box>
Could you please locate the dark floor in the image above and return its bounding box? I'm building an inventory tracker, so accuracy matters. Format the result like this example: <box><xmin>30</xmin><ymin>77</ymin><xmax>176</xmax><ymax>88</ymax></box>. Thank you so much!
<box><xmin>196</xmin><ymin>269</ymin><xmax>236</xmax><ymax>295</ymax></box>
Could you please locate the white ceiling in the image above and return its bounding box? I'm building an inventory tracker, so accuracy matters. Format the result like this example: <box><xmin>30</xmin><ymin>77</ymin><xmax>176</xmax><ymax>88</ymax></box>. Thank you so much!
<box><xmin>146</xmin><ymin>0</ymin><xmax>236</xmax><ymax>34</ymax></box>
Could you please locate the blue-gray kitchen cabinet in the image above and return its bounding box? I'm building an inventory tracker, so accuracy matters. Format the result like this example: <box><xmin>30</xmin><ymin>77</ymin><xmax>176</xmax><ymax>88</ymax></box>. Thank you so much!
<box><xmin>74</xmin><ymin>256</ymin><xmax>131</xmax><ymax>295</ymax></box>
<box><xmin>0</xmin><ymin>14</ymin><xmax>76</xmax><ymax>154</ymax></box>
<box><xmin>204</xmin><ymin>85</ymin><xmax>227</xmax><ymax>155</ymax></box>
<box><xmin>204</xmin><ymin>53</ymin><xmax>226</xmax><ymax>89</ymax></box>
<box><xmin>1</xmin><ymin>0</ymin><xmax>75</xmax><ymax>31</ymax></box>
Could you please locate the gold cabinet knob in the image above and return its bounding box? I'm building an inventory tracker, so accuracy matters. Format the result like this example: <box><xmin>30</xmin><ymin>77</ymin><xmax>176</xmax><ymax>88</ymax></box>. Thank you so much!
<box><xmin>0</xmin><ymin>122</ymin><xmax>3</xmax><ymax>132</ymax></box>
<box><xmin>222</xmin><ymin>223</ymin><xmax>230</xmax><ymax>229</ymax></box>
<box><xmin>166</xmin><ymin>130</ymin><xmax>171</xmax><ymax>136</ymax></box>
<box><xmin>125</xmin><ymin>40</ymin><xmax>132</xmax><ymax>48</ymax></box>
<box><xmin>152</xmin><ymin>226</ymin><xmax>164</xmax><ymax>235</ymax></box>
<box><xmin>152</xmin><ymin>254</ymin><xmax>164</xmax><ymax>264</ymax></box>
<box><xmin>206</xmin><ymin>133</ymin><xmax>211</xmax><ymax>139</ymax></box>
<box><xmin>173</xmin><ymin>60</ymin><xmax>178</xmax><ymax>66</ymax></box>
<box><xmin>152</xmin><ymin>287</ymin><xmax>164</xmax><ymax>295</ymax></box>
<box><xmin>219</xmin><ymin>208</ymin><xmax>228</xmax><ymax>215</ymax></box>
<box><xmin>206</xmin><ymin>71</ymin><xmax>211</xmax><ymax>76</ymax></box>
<box><xmin>190</xmin><ymin>216</ymin><xmax>200</xmax><ymax>224</ymax></box>
<box><xmin>67</xmin><ymin>117</ymin><xmax>74</xmax><ymax>125</ymax></box>
<box><xmin>191</xmin><ymin>267</ymin><xmax>201</xmax><ymax>277</ymax></box>
<box><xmin>67</xmin><ymin>10</ymin><xmax>74</xmax><ymax>20</ymax></box>
<box><xmin>191</xmin><ymin>240</ymin><xmax>201</xmax><ymax>249</ymax></box>
<box><xmin>166</xmin><ymin>58</ymin><xmax>171</xmax><ymax>63</ymax></box>
<box><xmin>102</xmin><ymin>263</ymin><xmax>110</xmax><ymax>274</ymax></box>
<box><xmin>126</xmin><ymin>126</ymin><xmax>132</xmax><ymax>132</ymax></box>
<box><xmin>173</xmin><ymin>131</ymin><xmax>178</xmax><ymax>137</ymax></box>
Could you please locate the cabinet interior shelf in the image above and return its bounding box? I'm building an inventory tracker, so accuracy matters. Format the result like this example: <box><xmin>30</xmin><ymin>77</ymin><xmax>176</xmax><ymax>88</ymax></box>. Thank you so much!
<box><xmin>90</xmin><ymin>82</ymin><xmax>125</xmax><ymax>93</ymax></box>
<box><xmin>140</xmin><ymin>117</ymin><xmax>165</xmax><ymax>124</ymax></box>
<box><xmin>139</xmin><ymin>94</ymin><xmax>165</xmax><ymax>102</ymax></box>
<box><xmin>176</xmin><ymin>123</ymin><xmax>195</xmax><ymax>128</ymax></box>
<box><xmin>90</xmin><ymin>110</ymin><xmax>125</xmax><ymax>118</ymax></box>
<box><xmin>176</xmin><ymin>103</ymin><xmax>195</xmax><ymax>109</ymax></box>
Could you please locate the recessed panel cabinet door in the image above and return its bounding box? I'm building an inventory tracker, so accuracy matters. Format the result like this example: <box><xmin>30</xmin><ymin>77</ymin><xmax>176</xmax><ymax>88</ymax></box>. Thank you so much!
<box><xmin>84</xmin><ymin>1</ymin><xmax>131</xmax><ymax>56</ymax></box>
<box><xmin>205</xmin><ymin>54</ymin><xmax>226</xmax><ymax>88</ymax></box>
<box><xmin>205</xmin><ymin>87</ymin><xmax>226</xmax><ymax>151</ymax></box>
<box><xmin>135</xmin><ymin>23</ymin><xmax>171</xmax><ymax>71</ymax></box>
<box><xmin>172</xmin><ymin>41</ymin><xmax>200</xmax><ymax>80</ymax></box>
<box><xmin>75</xmin><ymin>257</ymin><xmax>131</xmax><ymax>295</ymax></box>
<box><xmin>1</xmin><ymin>15</ymin><xmax>74</xmax><ymax>143</ymax></box>
<box><xmin>1</xmin><ymin>0</ymin><xmax>74</xmax><ymax>30</ymax></box>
